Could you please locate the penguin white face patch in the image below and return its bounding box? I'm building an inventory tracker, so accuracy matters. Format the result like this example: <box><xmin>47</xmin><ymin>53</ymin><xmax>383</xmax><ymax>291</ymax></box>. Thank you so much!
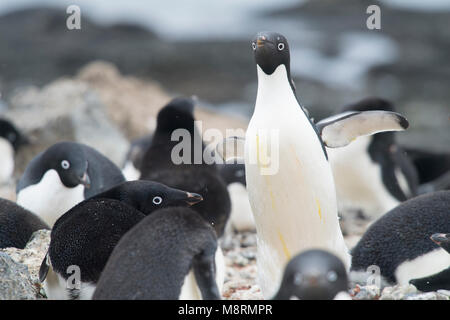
<box><xmin>152</xmin><ymin>196</ymin><xmax>163</xmax><ymax>205</ymax></box>
<box><xmin>16</xmin><ymin>169</ymin><xmax>85</xmax><ymax>226</ymax></box>
<box><xmin>61</xmin><ymin>160</ymin><xmax>70</xmax><ymax>170</ymax></box>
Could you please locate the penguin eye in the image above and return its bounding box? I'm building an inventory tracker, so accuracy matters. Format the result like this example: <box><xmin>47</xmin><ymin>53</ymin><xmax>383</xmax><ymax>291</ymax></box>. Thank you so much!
<box><xmin>277</xmin><ymin>43</ymin><xmax>285</xmax><ymax>51</ymax></box>
<box><xmin>252</xmin><ymin>42</ymin><xmax>257</xmax><ymax>50</ymax></box>
<box><xmin>327</xmin><ymin>270</ymin><xmax>337</xmax><ymax>282</ymax></box>
<box><xmin>152</xmin><ymin>196</ymin><xmax>163</xmax><ymax>205</ymax></box>
<box><xmin>61</xmin><ymin>160</ymin><xmax>70</xmax><ymax>170</ymax></box>
<box><xmin>294</xmin><ymin>273</ymin><xmax>303</xmax><ymax>285</ymax></box>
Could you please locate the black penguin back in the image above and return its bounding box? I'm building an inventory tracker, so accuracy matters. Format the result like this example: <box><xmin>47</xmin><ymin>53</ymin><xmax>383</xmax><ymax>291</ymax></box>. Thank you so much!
<box><xmin>49</xmin><ymin>199</ymin><xmax>145</xmax><ymax>283</ymax></box>
<box><xmin>93</xmin><ymin>207</ymin><xmax>217</xmax><ymax>300</ymax></box>
<box><xmin>0</xmin><ymin>198</ymin><xmax>49</xmax><ymax>249</ymax></box>
<box><xmin>351</xmin><ymin>191</ymin><xmax>450</xmax><ymax>283</ymax></box>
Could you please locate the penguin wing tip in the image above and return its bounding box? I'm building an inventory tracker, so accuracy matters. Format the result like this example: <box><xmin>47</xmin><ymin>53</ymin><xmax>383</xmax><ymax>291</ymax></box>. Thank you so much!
<box><xmin>38</xmin><ymin>253</ymin><xmax>50</xmax><ymax>283</ymax></box>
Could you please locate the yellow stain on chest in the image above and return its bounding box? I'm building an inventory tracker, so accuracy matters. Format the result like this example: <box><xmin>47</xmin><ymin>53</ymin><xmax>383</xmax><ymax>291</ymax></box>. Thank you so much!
<box><xmin>256</xmin><ymin>134</ymin><xmax>290</xmax><ymax>260</ymax></box>
<box><xmin>277</xmin><ymin>230</ymin><xmax>291</xmax><ymax>260</ymax></box>
<box><xmin>315</xmin><ymin>198</ymin><xmax>323</xmax><ymax>221</ymax></box>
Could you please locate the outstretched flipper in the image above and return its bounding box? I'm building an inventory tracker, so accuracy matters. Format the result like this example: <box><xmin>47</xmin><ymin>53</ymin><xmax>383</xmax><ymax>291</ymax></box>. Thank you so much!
<box><xmin>317</xmin><ymin>111</ymin><xmax>409</xmax><ymax>148</ymax></box>
<box><xmin>192</xmin><ymin>248</ymin><xmax>221</xmax><ymax>300</ymax></box>
<box><xmin>39</xmin><ymin>251</ymin><xmax>50</xmax><ymax>283</ymax></box>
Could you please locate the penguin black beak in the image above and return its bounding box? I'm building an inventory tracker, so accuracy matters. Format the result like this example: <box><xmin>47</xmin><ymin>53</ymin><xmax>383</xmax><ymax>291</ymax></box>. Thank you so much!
<box><xmin>431</xmin><ymin>233</ymin><xmax>449</xmax><ymax>245</ymax></box>
<box><xmin>79</xmin><ymin>172</ymin><xmax>91</xmax><ymax>189</ymax></box>
<box><xmin>257</xmin><ymin>38</ymin><xmax>266</xmax><ymax>48</ymax></box>
<box><xmin>185</xmin><ymin>192</ymin><xmax>203</xmax><ymax>206</ymax></box>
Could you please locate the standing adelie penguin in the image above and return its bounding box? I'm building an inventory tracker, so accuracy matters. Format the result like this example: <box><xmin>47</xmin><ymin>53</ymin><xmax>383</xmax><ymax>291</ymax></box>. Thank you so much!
<box><xmin>245</xmin><ymin>32</ymin><xmax>408</xmax><ymax>298</ymax></box>
<box><xmin>16</xmin><ymin>141</ymin><xmax>125</xmax><ymax>226</ymax></box>
<box><xmin>218</xmin><ymin>160</ymin><xmax>255</xmax><ymax>232</ymax></box>
<box><xmin>40</xmin><ymin>180</ymin><xmax>202</xmax><ymax>300</ymax></box>
<box><xmin>0</xmin><ymin>118</ymin><xmax>28</xmax><ymax>184</ymax></box>
<box><xmin>410</xmin><ymin>233</ymin><xmax>450</xmax><ymax>292</ymax></box>
<box><xmin>140</xmin><ymin>97</ymin><xmax>231</xmax><ymax>237</ymax></box>
<box><xmin>122</xmin><ymin>134</ymin><xmax>153</xmax><ymax>181</ymax></box>
<box><xmin>273</xmin><ymin>249</ymin><xmax>349</xmax><ymax>300</ymax></box>
<box><xmin>351</xmin><ymin>191</ymin><xmax>450</xmax><ymax>287</ymax></box>
<box><xmin>327</xmin><ymin>98</ymin><xmax>419</xmax><ymax>221</ymax></box>
<box><xmin>93</xmin><ymin>207</ymin><xmax>223</xmax><ymax>300</ymax></box>
<box><xmin>0</xmin><ymin>198</ymin><xmax>49</xmax><ymax>249</ymax></box>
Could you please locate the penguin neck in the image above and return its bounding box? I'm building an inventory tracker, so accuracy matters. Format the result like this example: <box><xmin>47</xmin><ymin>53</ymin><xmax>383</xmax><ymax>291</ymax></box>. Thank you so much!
<box><xmin>255</xmin><ymin>64</ymin><xmax>298</xmax><ymax>113</ymax></box>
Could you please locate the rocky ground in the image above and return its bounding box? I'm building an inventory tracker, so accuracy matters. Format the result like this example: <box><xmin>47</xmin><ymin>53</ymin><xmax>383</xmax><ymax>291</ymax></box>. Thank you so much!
<box><xmin>2</xmin><ymin>228</ymin><xmax>449</xmax><ymax>300</ymax></box>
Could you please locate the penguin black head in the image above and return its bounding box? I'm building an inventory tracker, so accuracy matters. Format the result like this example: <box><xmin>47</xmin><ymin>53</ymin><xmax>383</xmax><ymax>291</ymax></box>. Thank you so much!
<box><xmin>273</xmin><ymin>249</ymin><xmax>348</xmax><ymax>300</ymax></box>
<box><xmin>342</xmin><ymin>97</ymin><xmax>396</xmax><ymax>113</ymax></box>
<box><xmin>252</xmin><ymin>31</ymin><xmax>290</xmax><ymax>76</ymax></box>
<box><xmin>156</xmin><ymin>97</ymin><xmax>196</xmax><ymax>133</ymax></box>
<box><xmin>96</xmin><ymin>180</ymin><xmax>203</xmax><ymax>215</ymax></box>
<box><xmin>431</xmin><ymin>233</ymin><xmax>450</xmax><ymax>253</ymax></box>
<box><xmin>0</xmin><ymin>118</ymin><xmax>28</xmax><ymax>151</ymax></box>
<box><xmin>41</xmin><ymin>142</ymin><xmax>91</xmax><ymax>189</ymax></box>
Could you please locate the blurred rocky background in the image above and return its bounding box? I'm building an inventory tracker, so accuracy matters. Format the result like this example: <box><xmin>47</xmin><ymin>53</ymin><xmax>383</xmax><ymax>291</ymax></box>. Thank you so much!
<box><xmin>0</xmin><ymin>0</ymin><xmax>448</xmax><ymax>154</ymax></box>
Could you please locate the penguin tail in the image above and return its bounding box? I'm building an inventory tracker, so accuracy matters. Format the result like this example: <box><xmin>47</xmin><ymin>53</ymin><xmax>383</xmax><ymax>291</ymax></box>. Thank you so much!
<box><xmin>39</xmin><ymin>252</ymin><xmax>50</xmax><ymax>283</ymax></box>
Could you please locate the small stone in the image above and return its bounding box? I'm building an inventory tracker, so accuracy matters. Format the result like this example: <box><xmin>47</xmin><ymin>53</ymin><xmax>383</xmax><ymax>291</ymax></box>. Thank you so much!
<box><xmin>352</xmin><ymin>284</ymin><xmax>380</xmax><ymax>300</ymax></box>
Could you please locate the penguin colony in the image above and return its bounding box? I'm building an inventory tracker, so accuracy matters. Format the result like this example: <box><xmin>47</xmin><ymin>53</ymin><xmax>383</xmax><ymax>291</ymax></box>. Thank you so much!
<box><xmin>0</xmin><ymin>31</ymin><xmax>448</xmax><ymax>301</ymax></box>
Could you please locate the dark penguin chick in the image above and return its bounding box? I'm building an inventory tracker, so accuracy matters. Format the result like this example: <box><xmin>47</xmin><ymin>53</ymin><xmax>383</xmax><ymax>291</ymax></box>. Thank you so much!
<box><xmin>40</xmin><ymin>181</ymin><xmax>202</xmax><ymax>300</ymax></box>
<box><xmin>327</xmin><ymin>97</ymin><xmax>419</xmax><ymax>222</ymax></box>
<box><xmin>88</xmin><ymin>180</ymin><xmax>203</xmax><ymax>215</ymax></box>
<box><xmin>0</xmin><ymin>198</ymin><xmax>49</xmax><ymax>249</ymax></box>
<box><xmin>272</xmin><ymin>250</ymin><xmax>349</xmax><ymax>300</ymax></box>
<box><xmin>16</xmin><ymin>141</ymin><xmax>125</xmax><ymax>226</ymax></box>
<box><xmin>409</xmin><ymin>233</ymin><xmax>450</xmax><ymax>292</ymax></box>
<box><xmin>218</xmin><ymin>161</ymin><xmax>255</xmax><ymax>233</ymax></box>
<box><xmin>93</xmin><ymin>207</ymin><xmax>223</xmax><ymax>300</ymax></box>
<box><xmin>0</xmin><ymin>118</ymin><xmax>28</xmax><ymax>183</ymax></box>
<box><xmin>122</xmin><ymin>134</ymin><xmax>153</xmax><ymax>181</ymax></box>
<box><xmin>140</xmin><ymin>97</ymin><xmax>231</xmax><ymax>237</ymax></box>
<box><xmin>351</xmin><ymin>191</ymin><xmax>450</xmax><ymax>286</ymax></box>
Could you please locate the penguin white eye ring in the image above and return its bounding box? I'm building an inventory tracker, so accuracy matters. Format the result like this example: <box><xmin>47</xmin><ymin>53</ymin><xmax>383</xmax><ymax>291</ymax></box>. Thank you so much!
<box><xmin>294</xmin><ymin>273</ymin><xmax>303</xmax><ymax>285</ymax></box>
<box><xmin>61</xmin><ymin>160</ymin><xmax>70</xmax><ymax>170</ymax></box>
<box><xmin>152</xmin><ymin>196</ymin><xmax>163</xmax><ymax>205</ymax></box>
<box><xmin>277</xmin><ymin>43</ymin><xmax>285</xmax><ymax>51</ymax></box>
<box><xmin>327</xmin><ymin>270</ymin><xmax>337</xmax><ymax>282</ymax></box>
<box><xmin>252</xmin><ymin>42</ymin><xmax>257</xmax><ymax>51</ymax></box>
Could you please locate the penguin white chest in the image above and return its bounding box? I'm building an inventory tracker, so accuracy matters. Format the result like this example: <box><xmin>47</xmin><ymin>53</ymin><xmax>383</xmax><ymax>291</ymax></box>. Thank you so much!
<box><xmin>0</xmin><ymin>137</ymin><xmax>14</xmax><ymax>184</ymax></box>
<box><xmin>245</xmin><ymin>65</ymin><xmax>349</xmax><ymax>298</ymax></box>
<box><xmin>17</xmin><ymin>169</ymin><xmax>85</xmax><ymax>226</ymax></box>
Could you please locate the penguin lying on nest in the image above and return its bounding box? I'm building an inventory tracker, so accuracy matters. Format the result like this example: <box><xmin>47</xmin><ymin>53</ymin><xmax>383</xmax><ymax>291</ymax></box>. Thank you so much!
<box><xmin>93</xmin><ymin>207</ymin><xmax>223</xmax><ymax>300</ymax></box>
<box><xmin>17</xmin><ymin>142</ymin><xmax>125</xmax><ymax>226</ymax></box>
<box><xmin>39</xmin><ymin>180</ymin><xmax>202</xmax><ymax>300</ymax></box>
<box><xmin>273</xmin><ymin>249</ymin><xmax>350</xmax><ymax>300</ymax></box>
<box><xmin>409</xmin><ymin>233</ymin><xmax>450</xmax><ymax>292</ymax></box>
<box><xmin>351</xmin><ymin>191</ymin><xmax>450</xmax><ymax>290</ymax></box>
<box><xmin>0</xmin><ymin>198</ymin><xmax>49</xmax><ymax>249</ymax></box>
